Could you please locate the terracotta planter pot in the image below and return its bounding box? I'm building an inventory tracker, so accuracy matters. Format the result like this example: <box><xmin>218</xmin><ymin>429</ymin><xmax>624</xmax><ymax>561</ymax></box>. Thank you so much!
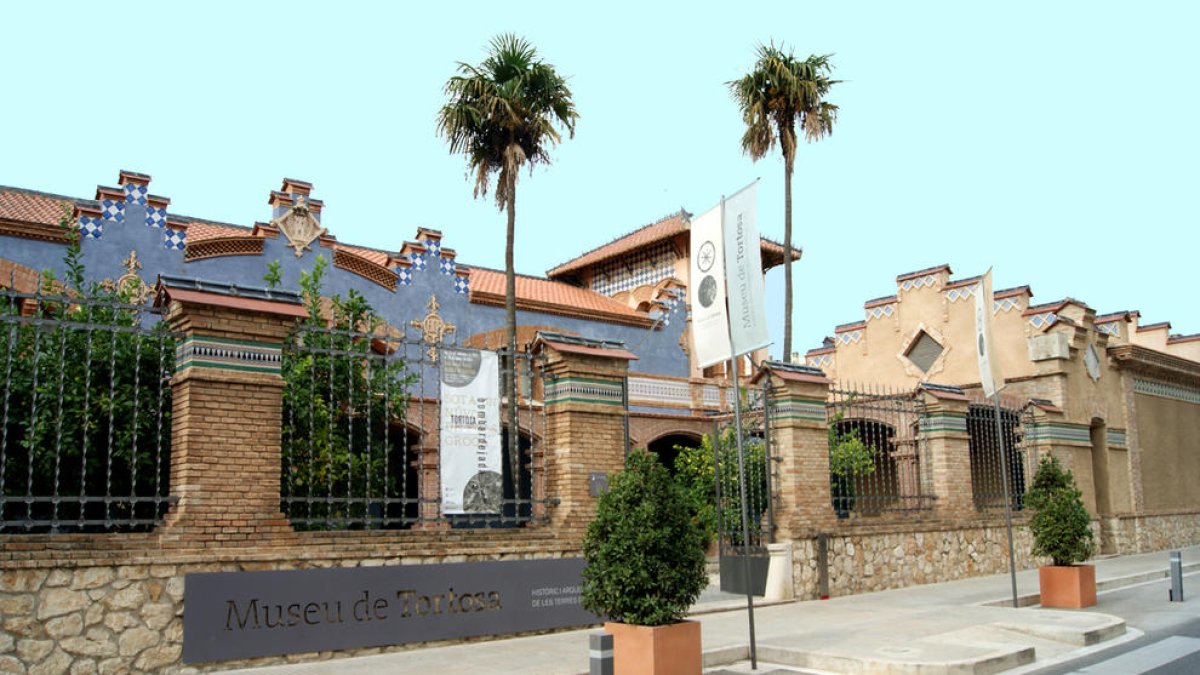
<box><xmin>1039</xmin><ymin>564</ymin><xmax>1097</xmax><ymax>608</ymax></box>
<box><xmin>604</xmin><ymin>620</ymin><xmax>701</xmax><ymax>675</ymax></box>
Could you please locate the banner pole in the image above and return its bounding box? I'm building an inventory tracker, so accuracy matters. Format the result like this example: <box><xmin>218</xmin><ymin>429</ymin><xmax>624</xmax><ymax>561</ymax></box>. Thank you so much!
<box><xmin>723</xmin><ymin>194</ymin><xmax>758</xmax><ymax>670</ymax></box>
<box><xmin>994</xmin><ymin>393</ymin><xmax>1019</xmax><ymax>608</ymax></box>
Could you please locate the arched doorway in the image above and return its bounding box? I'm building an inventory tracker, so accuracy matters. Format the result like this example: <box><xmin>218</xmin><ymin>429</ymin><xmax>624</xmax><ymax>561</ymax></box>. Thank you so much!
<box><xmin>831</xmin><ymin>418</ymin><xmax>900</xmax><ymax>516</ymax></box>
<box><xmin>647</xmin><ymin>433</ymin><xmax>703</xmax><ymax>475</ymax></box>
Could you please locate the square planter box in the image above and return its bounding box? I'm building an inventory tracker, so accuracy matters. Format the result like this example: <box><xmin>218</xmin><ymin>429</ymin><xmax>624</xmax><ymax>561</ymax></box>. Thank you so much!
<box><xmin>604</xmin><ymin>620</ymin><xmax>701</xmax><ymax>675</ymax></box>
<box><xmin>1039</xmin><ymin>564</ymin><xmax>1097</xmax><ymax>608</ymax></box>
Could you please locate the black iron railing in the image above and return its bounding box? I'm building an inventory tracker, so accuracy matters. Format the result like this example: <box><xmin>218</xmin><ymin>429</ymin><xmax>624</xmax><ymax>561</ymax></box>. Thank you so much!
<box><xmin>0</xmin><ymin>287</ymin><xmax>175</xmax><ymax>532</ymax></box>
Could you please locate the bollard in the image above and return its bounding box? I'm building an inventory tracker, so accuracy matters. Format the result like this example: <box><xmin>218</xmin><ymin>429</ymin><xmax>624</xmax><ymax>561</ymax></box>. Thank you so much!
<box><xmin>1169</xmin><ymin>550</ymin><xmax>1184</xmax><ymax>602</ymax></box>
<box><xmin>590</xmin><ymin>631</ymin><xmax>614</xmax><ymax>675</ymax></box>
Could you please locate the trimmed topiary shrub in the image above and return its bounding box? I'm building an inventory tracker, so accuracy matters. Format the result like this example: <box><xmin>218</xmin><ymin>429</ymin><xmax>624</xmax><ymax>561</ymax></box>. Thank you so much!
<box><xmin>1026</xmin><ymin>454</ymin><xmax>1095</xmax><ymax>566</ymax></box>
<box><xmin>581</xmin><ymin>448</ymin><xmax>709</xmax><ymax>626</ymax></box>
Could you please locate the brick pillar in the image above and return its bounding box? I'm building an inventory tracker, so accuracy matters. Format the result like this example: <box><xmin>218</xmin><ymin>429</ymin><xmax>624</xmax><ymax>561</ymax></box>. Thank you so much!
<box><xmin>531</xmin><ymin>333</ymin><xmax>634</xmax><ymax>538</ymax></box>
<box><xmin>752</xmin><ymin>362</ymin><xmax>837</xmax><ymax>539</ymax></box>
<box><xmin>155</xmin><ymin>278</ymin><xmax>308</xmax><ymax>547</ymax></box>
<box><xmin>920</xmin><ymin>386</ymin><xmax>974</xmax><ymax>519</ymax></box>
<box><xmin>1025</xmin><ymin>401</ymin><xmax>1098</xmax><ymax>513</ymax></box>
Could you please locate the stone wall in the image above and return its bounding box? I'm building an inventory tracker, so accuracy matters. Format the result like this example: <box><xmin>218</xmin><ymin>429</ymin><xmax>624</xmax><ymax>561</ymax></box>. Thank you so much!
<box><xmin>789</xmin><ymin>520</ymin><xmax>1045</xmax><ymax>599</ymax></box>
<box><xmin>1110</xmin><ymin>511</ymin><xmax>1200</xmax><ymax>554</ymax></box>
<box><xmin>0</xmin><ymin>534</ymin><xmax>579</xmax><ymax>675</ymax></box>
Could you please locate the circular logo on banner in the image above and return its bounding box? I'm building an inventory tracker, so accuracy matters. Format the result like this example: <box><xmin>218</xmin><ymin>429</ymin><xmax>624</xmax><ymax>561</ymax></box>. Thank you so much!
<box><xmin>698</xmin><ymin>275</ymin><xmax>718</xmax><ymax>308</ymax></box>
<box><xmin>697</xmin><ymin>241</ymin><xmax>716</xmax><ymax>273</ymax></box>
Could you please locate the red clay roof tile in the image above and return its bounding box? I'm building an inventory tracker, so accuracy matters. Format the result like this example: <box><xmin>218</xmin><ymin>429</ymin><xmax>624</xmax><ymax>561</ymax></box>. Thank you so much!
<box><xmin>0</xmin><ymin>188</ymin><xmax>75</xmax><ymax>225</ymax></box>
<box><xmin>470</xmin><ymin>268</ymin><xmax>653</xmax><ymax>327</ymax></box>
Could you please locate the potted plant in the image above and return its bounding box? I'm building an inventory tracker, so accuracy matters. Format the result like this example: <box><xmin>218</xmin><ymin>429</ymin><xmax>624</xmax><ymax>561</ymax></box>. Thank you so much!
<box><xmin>582</xmin><ymin>448</ymin><xmax>709</xmax><ymax>675</ymax></box>
<box><xmin>1026</xmin><ymin>454</ymin><xmax>1097</xmax><ymax>608</ymax></box>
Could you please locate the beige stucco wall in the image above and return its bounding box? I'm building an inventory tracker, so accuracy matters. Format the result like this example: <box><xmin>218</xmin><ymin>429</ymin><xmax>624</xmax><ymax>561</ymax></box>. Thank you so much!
<box><xmin>820</xmin><ymin>269</ymin><xmax>1040</xmax><ymax>390</ymax></box>
<box><xmin>1134</xmin><ymin>392</ymin><xmax>1200</xmax><ymax>512</ymax></box>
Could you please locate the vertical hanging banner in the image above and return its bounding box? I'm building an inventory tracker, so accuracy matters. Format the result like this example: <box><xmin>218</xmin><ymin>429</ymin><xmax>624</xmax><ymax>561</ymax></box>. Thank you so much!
<box><xmin>440</xmin><ymin>348</ymin><xmax>502</xmax><ymax>514</ymax></box>
<box><xmin>723</xmin><ymin>182</ymin><xmax>769</xmax><ymax>357</ymax></box>
<box><xmin>689</xmin><ymin>204</ymin><xmax>733</xmax><ymax>368</ymax></box>
<box><xmin>974</xmin><ymin>268</ymin><xmax>1006</xmax><ymax>398</ymax></box>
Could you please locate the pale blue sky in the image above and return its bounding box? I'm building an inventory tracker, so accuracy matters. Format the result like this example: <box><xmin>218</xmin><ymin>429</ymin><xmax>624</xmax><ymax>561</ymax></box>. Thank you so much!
<box><xmin>3</xmin><ymin>1</ymin><xmax>1196</xmax><ymax>357</ymax></box>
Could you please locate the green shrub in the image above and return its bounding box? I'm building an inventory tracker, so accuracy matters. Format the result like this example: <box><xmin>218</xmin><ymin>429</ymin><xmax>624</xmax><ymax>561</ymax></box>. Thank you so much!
<box><xmin>673</xmin><ymin>429</ymin><xmax>768</xmax><ymax>546</ymax></box>
<box><xmin>582</xmin><ymin>448</ymin><xmax>708</xmax><ymax>626</ymax></box>
<box><xmin>1026</xmin><ymin>454</ymin><xmax>1095</xmax><ymax>566</ymax></box>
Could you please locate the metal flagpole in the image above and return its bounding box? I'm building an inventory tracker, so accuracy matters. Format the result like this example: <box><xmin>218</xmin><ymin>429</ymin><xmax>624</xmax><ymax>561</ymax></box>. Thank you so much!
<box><xmin>722</xmin><ymin>194</ymin><xmax>758</xmax><ymax>670</ymax></box>
<box><xmin>730</xmin><ymin>353</ymin><xmax>758</xmax><ymax>669</ymax></box>
<box><xmin>994</xmin><ymin>393</ymin><xmax>1019</xmax><ymax>607</ymax></box>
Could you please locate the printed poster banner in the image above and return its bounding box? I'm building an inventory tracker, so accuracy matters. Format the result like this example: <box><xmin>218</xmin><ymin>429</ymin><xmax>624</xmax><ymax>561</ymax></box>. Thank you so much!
<box><xmin>439</xmin><ymin>348</ymin><xmax>502</xmax><ymax>514</ymax></box>
<box><xmin>723</xmin><ymin>182</ymin><xmax>770</xmax><ymax>357</ymax></box>
<box><xmin>689</xmin><ymin>203</ymin><xmax>733</xmax><ymax>368</ymax></box>
<box><xmin>974</xmin><ymin>268</ymin><xmax>1006</xmax><ymax>398</ymax></box>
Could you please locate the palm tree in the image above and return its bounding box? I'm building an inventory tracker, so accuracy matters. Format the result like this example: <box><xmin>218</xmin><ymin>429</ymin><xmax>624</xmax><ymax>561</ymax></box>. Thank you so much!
<box><xmin>729</xmin><ymin>45</ymin><xmax>837</xmax><ymax>362</ymax></box>
<box><xmin>438</xmin><ymin>34</ymin><xmax>578</xmax><ymax>500</ymax></box>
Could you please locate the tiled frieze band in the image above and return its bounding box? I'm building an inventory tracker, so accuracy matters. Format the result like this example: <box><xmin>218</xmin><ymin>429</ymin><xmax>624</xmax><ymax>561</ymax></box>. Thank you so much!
<box><xmin>175</xmin><ymin>335</ymin><xmax>283</xmax><ymax>374</ymax></box>
<box><xmin>1133</xmin><ymin>378</ymin><xmax>1200</xmax><ymax>405</ymax></box>
<box><xmin>544</xmin><ymin>376</ymin><xmax>623</xmax><ymax>406</ymax></box>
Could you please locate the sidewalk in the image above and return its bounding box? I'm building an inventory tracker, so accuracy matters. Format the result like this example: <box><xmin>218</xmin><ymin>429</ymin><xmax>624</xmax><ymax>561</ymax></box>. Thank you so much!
<box><xmin>215</xmin><ymin>546</ymin><xmax>1199</xmax><ymax>675</ymax></box>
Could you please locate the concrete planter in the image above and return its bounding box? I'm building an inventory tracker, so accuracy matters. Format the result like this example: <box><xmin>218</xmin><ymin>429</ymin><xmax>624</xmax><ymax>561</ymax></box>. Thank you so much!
<box><xmin>604</xmin><ymin>620</ymin><xmax>701</xmax><ymax>675</ymax></box>
<box><xmin>1039</xmin><ymin>564</ymin><xmax>1097</xmax><ymax>608</ymax></box>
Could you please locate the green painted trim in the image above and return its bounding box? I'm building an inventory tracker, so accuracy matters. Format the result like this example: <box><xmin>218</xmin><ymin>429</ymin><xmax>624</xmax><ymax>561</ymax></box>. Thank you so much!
<box><xmin>176</xmin><ymin>359</ymin><xmax>280</xmax><ymax>374</ymax></box>
<box><xmin>178</xmin><ymin>334</ymin><xmax>280</xmax><ymax>349</ymax></box>
<box><xmin>1026</xmin><ymin>422</ymin><xmax>1091</xmax><ymax>443</ymax></box>
<box><xmin>544</xmin><ymin>396</ymin><xmax>623</xmax><ymax>406</ymax></box>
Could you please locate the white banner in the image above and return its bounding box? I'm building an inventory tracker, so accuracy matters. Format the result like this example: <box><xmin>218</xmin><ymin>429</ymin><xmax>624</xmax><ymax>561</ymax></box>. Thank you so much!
<box><xmin>439</xmin><ymin>348</ymin><xmax>502</xmax><ymax>514</ymax></box>
<box><xmin>723</xmin><ymin>182</ymin><xmax>769</xmax><ymax>357</ymax></box>
<box><xmin>974</xmin><ymin>268</ymin><xmax>1005</xmax><ymax>398</ymax></box>
<box><xmin>689</xmin><ymin>204</ymin><xmax>732</xmax><ymax>368</ymax></box>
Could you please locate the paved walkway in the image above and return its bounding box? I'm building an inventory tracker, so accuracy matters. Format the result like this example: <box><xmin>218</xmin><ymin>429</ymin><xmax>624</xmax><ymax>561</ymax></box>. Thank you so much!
<box><xmin>216</xmin><ymin>546</ymin><xmax>1199</xmax><ymax>675</ymax></box>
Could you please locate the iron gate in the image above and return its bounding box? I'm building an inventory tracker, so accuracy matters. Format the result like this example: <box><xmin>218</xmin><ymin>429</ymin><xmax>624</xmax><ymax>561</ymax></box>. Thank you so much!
<box><xmin>713</xmin><ymin>384</ymin><xmax>776</xmax><ymax>595</ymax></box>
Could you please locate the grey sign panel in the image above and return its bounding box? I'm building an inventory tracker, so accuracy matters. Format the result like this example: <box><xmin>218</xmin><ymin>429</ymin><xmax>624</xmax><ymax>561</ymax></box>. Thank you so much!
<box><xmin>183</xmin><ymin>557</ymin><xmax>597</xmax><ymax>663</ymax></box>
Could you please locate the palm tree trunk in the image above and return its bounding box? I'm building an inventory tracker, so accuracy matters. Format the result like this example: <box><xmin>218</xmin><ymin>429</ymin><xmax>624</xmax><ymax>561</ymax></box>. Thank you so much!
<box><xmin>783</xmin><ymin>154</ymin><xmax>794</xmax><ymax>362</ymax></box>
<box><xmin>505</xmin><ymin>171</ymin><xmax>520</xmax><ymax>513</ymax></box>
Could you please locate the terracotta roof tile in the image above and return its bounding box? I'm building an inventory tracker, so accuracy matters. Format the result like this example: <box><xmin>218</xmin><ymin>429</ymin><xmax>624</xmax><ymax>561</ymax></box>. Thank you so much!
<box><xmin>185</xmin><ymin>221</ymin><xmax>253</xmax><ymax>242</ymax></box>
<box><xmin>547</xmin><ymin>212</ymin><xmax>690</xmax><ymax>278</ymax></box>
<box><xmin>334</xmin><ymin>244</ymin><xmax>390</xmax><ymax>267</ymax></box>
<box><xmin>547</xmin><ymin>212</ymin><xmax>800</xmax><ymax>279</ymax></box>
<box><xmin>470</xmin><ymin>268</ymin><xmax>652</xmax><ymax>327</ymax></box>
<box><xmin>0</xmin><ymin>188</ymin><xmax>76</xmax><ymax>225</ymax></box>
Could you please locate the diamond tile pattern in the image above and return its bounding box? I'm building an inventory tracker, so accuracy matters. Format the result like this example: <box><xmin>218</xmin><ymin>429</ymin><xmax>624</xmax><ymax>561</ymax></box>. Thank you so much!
<box><xmin>124</xmin><ymin>183</ymin><xmax>148</xmax><ymax>206</ymax></box>
<box><xmin>946</xmin><ymin>285</ymin><xmax>976</xmax><ymax>302</ymax></box>
<box><xmin>397</xmin><ymin>267</ymin><xmax>413</xmax><ymax>286</ymax></box>
<box><xmin>78</xmin><ymin>215</ymin><xmax>104</xmax><ymax>239</ymax></box>
<box><xmin>590</xmin><ymin>240</ymin><xmax>675</xmax><ymax>297</ymax></box>
<box><xmin>867</xmin><ymin>304</ymin><xmax>896</xmax><ymax>321</ymax></box>
<box><xmin>163</xmin><ymin>228</ymin><xmax>186</xmax><ymax>250</ymax></box>
<box><xmin>1029</xmin><ymin>313</ymin><xmax>1057</xmax><ymax>329</ymax></box>
<box><xmin>423</xmin><ymin>238</ymin><xmax>442</xmax><ymax>256</ymax></box>
<box><xmin>410</xmin><ymin>253</ymin><xmax>426</xmax><ymax>271</ymax></box>
<box><xmin>835</xmin><ymin>330</ymin><xmax>862</xmax><ymax>346</ymax></box>
<box><xmin>900</xmin><ymin>274</ymin><xmax>936</xmax><ymax>292</ymax></box>
<box><xmin>439</xmin><ymin>257</ymin><xmax>456</xmax><ymax>275</ymax></box>
<box><xmin>100</xmin><ymin>199</ymin><xmax>125</xmax><ymax>223</ymax></box>
<box><xmin>145</xmin><ymin>205</ymin><xmax>167</xmax><ymax>228</ymax></box>
<box><xmin>454</xmin><ymin>274</ymin><xmax>469</xmax><ymax>294</ymax></box>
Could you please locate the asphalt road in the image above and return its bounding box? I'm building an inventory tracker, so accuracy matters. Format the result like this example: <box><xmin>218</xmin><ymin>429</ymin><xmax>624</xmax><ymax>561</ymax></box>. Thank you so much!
<box><xmin>1033</xmin><ymin>572</ymin><xmax>1200</xmax><ymax>675</ymax></box>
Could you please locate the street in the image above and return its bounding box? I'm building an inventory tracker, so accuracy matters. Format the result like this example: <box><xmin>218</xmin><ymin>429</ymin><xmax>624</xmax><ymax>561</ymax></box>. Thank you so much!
<box><xmin>1033</xmin><ymin>572</ymin><xmax>1199</xmax><ymax>674</ymax></box>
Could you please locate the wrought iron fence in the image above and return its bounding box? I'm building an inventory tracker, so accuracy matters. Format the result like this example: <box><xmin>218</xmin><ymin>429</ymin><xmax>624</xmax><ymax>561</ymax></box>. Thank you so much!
<box><xmin>827</xmin><ymin>383</ymin><xmax>932</xmax><ymax>516</ymax></box>
<box><xmin>712</xmin><ymin>384</ymin><xmax>776</xmax><ymax>553</ymax></box>
<box><xmin>280</xmin><ymin>320</ymin><xmax>548</xmax><ymax>530</ymax></box>
<box><xmin>967</xmin><ymin>398</ymin><xmax>1035</xmax><ymax>511</ymax></box>
<box><xmin>0</xmin><ymin>286</ymin><xmax>175</xmax><ymax>532</ymax></box>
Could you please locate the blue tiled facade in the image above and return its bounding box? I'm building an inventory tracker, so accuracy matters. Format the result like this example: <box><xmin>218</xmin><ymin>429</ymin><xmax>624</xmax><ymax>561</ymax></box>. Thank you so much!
<box><xmin>1</xmin><ymin>174</ymin><xmax>690</xmax><ymax>378</ymax></box>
